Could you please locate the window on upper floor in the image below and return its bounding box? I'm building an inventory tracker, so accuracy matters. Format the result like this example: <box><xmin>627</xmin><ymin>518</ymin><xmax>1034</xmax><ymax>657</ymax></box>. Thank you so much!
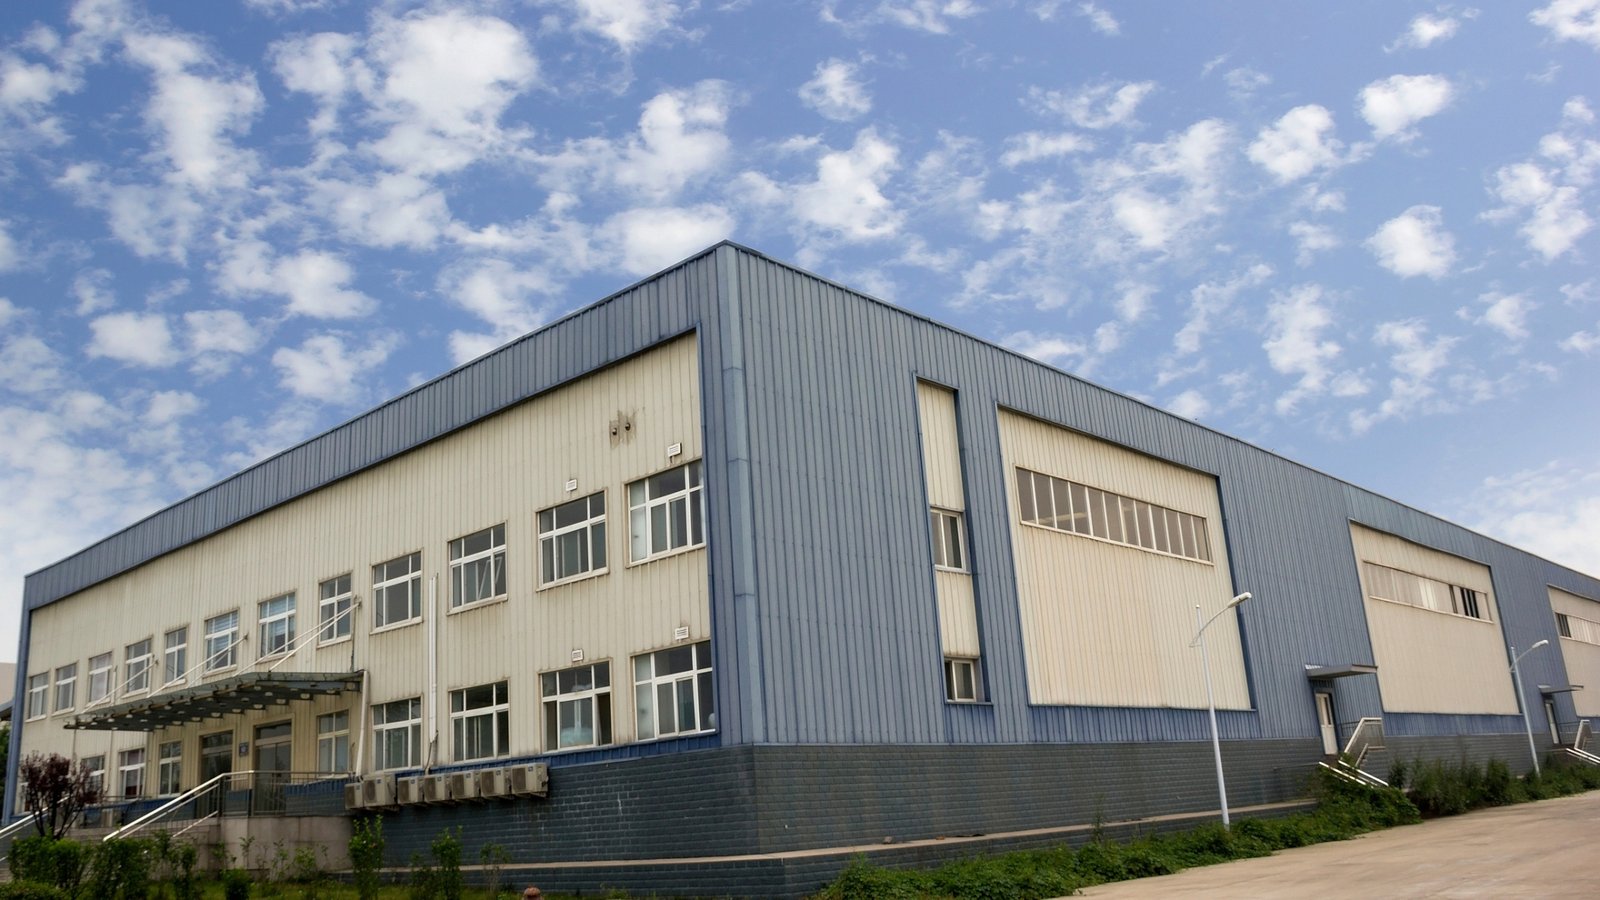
<box><xmin>1363</xmin><ymin>562</ymin><xmax>1491</xmax><ymax>622</ymax></box>
<box><xmin>451</xmin><ymin>681</ymin><xmax>510</xmax><ymax>761</ymax></box>
<box><xmin>628</xmin><ymin>461</ymin><xmax>704</xmax><ymax>563</ymax></box>
<box><xmin>539</xmin><ymin>493</ymin><xmax>607</xmax><ymax>586</ymax></box>
<box><xmin>318</xmin><ymin>710</ymin><xmax>350</xmax><ymax>773</ymax></box>
<box><xmin>372</xmin><ymin>698</ymin><xmax>421</xmax><ymax>770</ymax></box>
<box><xmin>1015</xmin><ymin>467</ymin><xmax>1213</xmax><ymax>564</ymax></box>
<box><xmin>450</xmin><ymin>526</ymin><xmax>506</xmax><ymax>610</ymax></box>
<box><xmin>1557</xmin><ymin>611</ymin><xmax>1600</xmax><ymax>645</ymax></box>
<box><xmin>157</xmin><ymin>741</ymin><xmax>182</xmax><ymax>796</ymax></box>
<box><xmin>53</xmin><ymin>664</ymin><xmax>76</xmax><ymax>713</ymax></box>
<box><xmin>163</xmin><ymin>627</ymin><xmax>188</xmax><ymax>686</ymax></box>
<box><xmin>633</xmin><ymin>641</ymin><xmax>714</xmax><ymax>741</ymax></box>
<box><xmin>319</xmin><ymin>575</ymin><xmax>353</xmax><ymax>643</ymax></box>
<box><xmin>258</xmin><ymin>594</ymin><xmax>296</xmax><ymax>659</ymax></box>
<box><xmin>124</xmin><ymin>638</ymin><xmax>152</xmax><ymax>694</ymax></box>
<box><xmin>373</xmin><ymin>552</ymin><xmax>422</xmax><ymax>629</ymax></box>
<box><xmin>26</xmin><ymin>673</ymin><xmax>47</xmax><ymax>720</ymax></box>
<box><xmin>87</xmin><ymin>652</ymin><xmax>113</xmax><ymax>704</ymax></box>
<box><xmin>203</xmin><ymin>611</ymin><xmax>240</xmax><ymax>672</ymax></box>
<box><xmin>541</xmin><ymin>661</ymin><xmax>611</xmax><ymax>751</ymax></box>
<box><xmin>930</xmin><ymin>508</ymin><xmax>966</xmax><ymax>571</ymax></box>
<box><xmin>944</xmin><ymin>657</ymin><xmax>979</xmax><ymax>703</ymax></box>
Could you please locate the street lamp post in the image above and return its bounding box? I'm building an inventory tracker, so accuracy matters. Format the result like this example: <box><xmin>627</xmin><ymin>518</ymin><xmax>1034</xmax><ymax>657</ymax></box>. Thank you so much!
<box><xmin>1509</xmin><ymin>639</ymin><xmax>1550</xmax><ymax>778</ymax></box>
<box><xmin>1191</xmin><ymin>591</ymin><xmax>1251</xmax><ymax>828</ymax></box>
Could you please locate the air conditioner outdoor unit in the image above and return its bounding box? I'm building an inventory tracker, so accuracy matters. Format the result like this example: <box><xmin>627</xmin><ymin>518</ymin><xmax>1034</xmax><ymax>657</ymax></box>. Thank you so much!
<box><xmin>396</xmin><ymin>776</ymin><xmax>425</xmax><ymax>806</ymax></box>
<box><xmin>361</xmin><ymin>774</ymin><xmax>396</xmax><ymax>808</ymax></box>
<box><xmin>343</xmin><ymin>781</ymin><xmax>365</xmax><ymax>811</ymax></box>
<box><xmin>449</xmin><ymin>771</ymin><xmax>481</xmax><ymax>801</ymax></box>
<box><xmin>421</xmin><ymin>774</ymin><xmax>450</xmax><ymax>804</ymax></box>
<box><xmin>509</xmin><ymin>763</ymin><xmax>549</xmax><ymax>797</ymax></box>
<box><xmin>478</xmin><ymin>768</ymin><xmax>510</xmax><ymax>798</ymax></box>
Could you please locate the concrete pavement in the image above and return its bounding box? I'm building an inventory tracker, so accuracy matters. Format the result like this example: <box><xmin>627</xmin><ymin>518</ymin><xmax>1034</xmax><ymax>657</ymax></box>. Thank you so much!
<box><xmin>1074</xmin><ymin>790</ymin><xmax>1600</xmax><ymax>899</ymax></box>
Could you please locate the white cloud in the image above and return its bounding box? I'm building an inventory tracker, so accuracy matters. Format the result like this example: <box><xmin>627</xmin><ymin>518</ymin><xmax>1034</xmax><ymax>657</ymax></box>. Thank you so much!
<box><xmin>1359</xmin><ymin>74</ymin><xmax>1454</xmax><ymax>141</ymax></box>
<box><xmin>543</xmin><ymin>81</ymin><xmax>734</xmax><ymax>201</ymax></box>
<box><xmin>54</xmin><ymin>166</ymin><xmax>205</xmax><ymax>263</ymax></box>
<box><xmin>1530</xmin><ymin>0</ymin><xmax>1600</xmax><ymax>50</ymax></box>
<box><xmin>559</xmin><ymin>0</ymin><xmax>683</xmax><ymax>52</ymax></box>
<box><xmin>121</xmin><ymin>31</ymin><xmax>263</xmax><ymax>191</ymax></box>
<box><xmin>1366</xmin><ymin>205</ymin><xmax>1456</xmax><ymax>279</ymax></box>
<box><xmin>1167</xmin><ymin>389</ymin><xmax>1209</xmax><ymax>420</ymax></box>
<box><xmin>86</xmin><ymin>311</ymin><xmax>180</xmax><ymax>367</ymax></box>
<box><xmin>1247</xmin><ymin>105</ymin><xmax>1345</xmax><ymax>183</ymax></box>
<box><xmin>1100</xmin><ymin>119</ymin><xmax>1233</xmax><ymax>254</ymax></box>
<box><xmin>1263</xmin><ymin>284</ymin><xmax>1346</xmax><ymax>414</ymax></box>
<box><xmin>999</xmin><ymin>131</ymin><xmax>1092</xmax><ymax>167</ymax></box>
<box><xmin>1348</xmin><ymin>318</ymin><xmax>1459</xmax><ymax>432</ymax></box>
<box><xmin>1001</xmin><ymin>330</ymin><xmax>1086</xmax><ymax>367</ymax></box>
<box><xmin>1029</xmin><ymin>79</ymin><xmax>1156</xmax><ymax>129</ymax></box>
<box><xmin>1482</xmin><ymin>103</ymin><xmax>1598</xmax><ymax>261</ymax></box>
<box><xmin>312</xmin><ymin>172</ymin><xmax>455</xmax><ymax>250</ymax></box>
<box><xmin>72</xmin><ymin>268</ymin><xmax>115</xmax><ymax>315</ymax></box>
<box><xmin>0</xmin><ymin>334</ymin><xmax>65</xmax><ymax>395</ymax></box>
<box><xmin>1387</xmin><ymin>14</ymin><xmax>1461</xmax><ymax>51</ymax></box>
<box><xmin>272</xmin><ymin>332</ymin><xmax>400</xmax><ymax>405</ymax></box>
<box><xmin>145</xmin><ymin>390</ymin><xmax>202</xmax><ymax>425</ymax></box>
<box><xmin>184</xmin><ymin>309</ymin><xmax>263</xmax><ymax>365</ymax></box>
<box><xmin>742</xmin><ymin>128</ymin><xmax>902</xmax><ymax>245</ymax></box>
<box><xmin>604</xmin><ymin>205</ymin><xmax>736</xmax><ymax>276</ymax></box>
<box><xmin>1173</xmin><ymin>263</ymin><xmax>1273</xmax><ymax>356</ymax></box>
<box><xmin>1288</xmin><ymin>221</ymin><xmax>1340</xmax><ymax>265</ymax></box>
<box><xmin>245</xmin><ymin>0</ymin><xmax>337</xmax><ymax>13</ymax></box>
<box><xmin>1224</xmin><ymin>67</ymin><xmax>1271</xmax><ymax>100</ymax></box>
<box><xmin>1469</xmin><ymin>291</ymin><xmax>1535</xmax><ymax>341</ymax></box>
<box><xmin>871</xmin><ymin>1</ymin><xmax>981</xmax><ymax>35</ymax></box>
<box><xmin>799</xmin><ymin>59</ymin><xmax>872</xmax><ymax>122</ymax></box>
<box><xmin>275</xmin><ymin>251</ymin><xmax>376</xmax><ymax>319</ymax></box>
<box><xmin>439</xmin><ymin>259</ymin><xmax>556</xmax><ymax>364</ymax></box>
<box><xmin>1076</xmin><ymin>2</ymin><xmax>1120</xmax><ymax>36</ymax></box>
<box><xmin>0</xmin><ymin>220</ymin><xmax>17</xmax><ymax>272</ymax></box>
<box><xmin>270</xmin><ymin>31</ymin><xmax>357</xmax><ymax>134</ymax></box>
<box><xmin>1466</xmin><ymin>459</ymin><xmax>1600</xmax><ymax>578</ymax></box>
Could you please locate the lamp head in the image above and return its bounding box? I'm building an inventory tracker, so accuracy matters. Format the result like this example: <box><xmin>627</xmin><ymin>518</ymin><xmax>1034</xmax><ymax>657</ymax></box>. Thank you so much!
<box><xmin>1530</xmin><ymin>639</ymin><xmax>1550</xmax><ymax>652</ymax></box>
<box><xmin>1227</xmin><ymin>592</ymin><xmax>1252</xmax><ymax>609</ymax></box>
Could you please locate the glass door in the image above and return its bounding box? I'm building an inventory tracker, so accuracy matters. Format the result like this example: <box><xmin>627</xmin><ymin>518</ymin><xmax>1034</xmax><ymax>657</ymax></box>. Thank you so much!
<box><xmin>198</xmin><ymin>731</ymin><xmax>232</xmax><ymax>816</ymax></box>
<box><xmin>254</xmin><ymin>721</ymin><xmax>293</xmax><ymax>814</ymax></box>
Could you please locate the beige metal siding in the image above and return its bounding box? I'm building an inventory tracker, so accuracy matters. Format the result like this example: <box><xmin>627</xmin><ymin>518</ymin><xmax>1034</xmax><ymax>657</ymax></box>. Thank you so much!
<box><xmin>916</xmin><ymin>382</ymin><xmax>964</xmax><ymax>510</ymax></box>
<box><xmin>997</xmin><ymin>411</ymin><xmax>1250</xmax><ymax>710</ymax></box>
<box><xmin>1350</xmin><ymin>524</ymin><xmax>1517</xmax><ymax>715</ymax></box>
<box><xmin>1550</xmin><ymin>587</ymin><xmax>1600</xmax><ymax>717</ymax></box>
<box><xmin>20</xmin><ymin>336</ymin><xmax>708</xmax><ymax>780</ymax></box>
<box><xmin>935</xmin><ymin>572</ymin><xmax>980</xmax><ymax>657</ymax></box>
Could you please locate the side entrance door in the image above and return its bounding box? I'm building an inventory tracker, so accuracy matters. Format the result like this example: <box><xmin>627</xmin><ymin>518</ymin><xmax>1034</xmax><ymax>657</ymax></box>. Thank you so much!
<box><xmin>1315</xmin><ymin>692</ymin><xmax>1339</xmax><ymax>756</ymax></box>
<box><xmin>254</xmin><ymin>722</ymin><xmax>293</xmax><ymax>814</ymax></box>
<box><xmin>198</xmin><ymin>730</ymin><xmax>232</xmax><ymax>816</ymax></box>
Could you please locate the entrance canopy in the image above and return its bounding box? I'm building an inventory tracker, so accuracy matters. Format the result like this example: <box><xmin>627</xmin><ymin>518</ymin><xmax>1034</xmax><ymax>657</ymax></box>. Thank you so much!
<box><xmin>1304</xmin><ymin>663</ymin><xmax>1379</xmax><ymax>680</ymax></box>
<box><xmin>64</xmin><ymin>671</ymin><xmax>363</xmax><ymax>731</ymax></box>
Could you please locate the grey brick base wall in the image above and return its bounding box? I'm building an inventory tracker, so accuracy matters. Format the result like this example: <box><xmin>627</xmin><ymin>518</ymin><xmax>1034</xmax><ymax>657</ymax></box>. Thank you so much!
<box><xmin>1371</xmin><ymin>732</ymin><xmax>1543</xmax><ymax>780</ymax></box>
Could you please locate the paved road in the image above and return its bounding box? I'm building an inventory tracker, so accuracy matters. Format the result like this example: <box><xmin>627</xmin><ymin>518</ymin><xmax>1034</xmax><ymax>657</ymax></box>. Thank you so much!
<box><xmin>1074</xmin><ymin>791</ymin><xmax>1600</xmax><ymax>899</ymax></box>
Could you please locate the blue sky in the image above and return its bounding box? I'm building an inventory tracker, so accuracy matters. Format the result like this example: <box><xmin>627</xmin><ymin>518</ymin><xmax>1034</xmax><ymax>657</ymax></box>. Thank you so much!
<box><xmin>1</xmin><ymin>0</ymin><xmax>1598</xmax><ymax>660</ymax></box>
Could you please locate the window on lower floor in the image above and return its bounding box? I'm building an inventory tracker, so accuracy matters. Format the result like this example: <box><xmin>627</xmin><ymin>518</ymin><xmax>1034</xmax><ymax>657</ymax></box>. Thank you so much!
<box><xmin>930</xmin><ymin>508</ymin><xmax>966</xmax><ymax>571</ymax></box>
<box><xmin>319</xmin><ymin>575</ymin><xmax>353</xmax><ymax>642</ymax></box>
<box><xmin>118</xmin><ymin>748</ymin><xmax>146</xmax><ymax>799</ymax></box>
<box><xmin>54</xmin><ymin>664</ymin><xmax>76</xmax><ymax>713</ymax></box>
<box><xmin>539</xmin><ymin>493</ymin><xmax>607</xmax><ymax>585</ymax></box>
<box><xmin>88</xmin><ymin>652</ymin><xmax>113</xmax><ymax>704</ymax></box>
<box><xmin>317</xmin><ymin>711</ymin><xmax>350</xmax><ymax>773</ymax></box>
<box><xmin>451</xmin><ymin>681</ymin><xmax>510</xmax><ymax>761</ymax></box>
<box><xmin>125</xmin><ymin>638</ymin><xmax>152</xmax><ymax>694</ymax></box>
<box><xmin>450</xmin><ymin>526</ymin><xmax>506</xmax><ymax>609</ymax></box>
<box><xmin>157</xmin><ymin>741</ymin><xmax>182</xmax><ymax>796</ymax></box>
<box><xmin>372</xmin><ymin>698</ymin><xmax>421</xmax><ymax>770</ymax></box>
<box><xmin>203</xmin><ymin>611</ymin><xmax>239</xmax><ymax>671</ymax></box>
<box><xmin>633</xmin><ymin>641</ymin><xmax>714</xmax><ymax>740</ymax></box>
<box><xmin>628</xmin><ymin>461</ymin><xmax>705</xmax><ymax>562</ymax></box>
<box><xmin>82</xmin><ymin>755</ymin><xmax>105</xmax><ymax>795</ymax></box>
<box><xmin>541</xmin><ymin>662</ymin><xmax>612</xmax><ymax>751</ymax></box>
<box><xmin>26</xmin><ymin>673</ymin><xmax>47</xmax><ymax>719</ymax></box>
<box><xmin>373</xmin><ymin>552</ymin><xmax>423</xmax><ymax>628</ymax></box>
<box><xmin>944</xmin><ymin>658</ymin><xmax>979</xmax><ymax>702</ymax></box>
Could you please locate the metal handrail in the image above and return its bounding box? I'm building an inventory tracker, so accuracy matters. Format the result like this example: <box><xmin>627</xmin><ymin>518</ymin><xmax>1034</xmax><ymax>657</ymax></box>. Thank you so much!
<box><xmin>1342</xmin><ymin>716</ymin><xmax>1386</xmax><ymax>769</ymax></box>
<box><xmin>105</xmin><ymin>769</ymin><xmax>237</xmax><ymax>841</ymax></box>
<box><xmin>104</xmin><ymin>769</ymin><xmax>349</xmax><ymax>841</ymax></box>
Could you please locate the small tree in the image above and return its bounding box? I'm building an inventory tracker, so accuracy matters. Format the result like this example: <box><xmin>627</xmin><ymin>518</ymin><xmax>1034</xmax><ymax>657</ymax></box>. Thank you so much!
<box><xmin>19</xmin><ymin>752</ymin><xmax>101</xmax><ymax>838</ymax></box>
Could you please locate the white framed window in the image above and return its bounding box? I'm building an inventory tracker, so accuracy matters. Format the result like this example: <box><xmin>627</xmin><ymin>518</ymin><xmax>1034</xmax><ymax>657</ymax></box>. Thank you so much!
<box><xmin>53</xmin><ymin>664</ymin><xmax>76</xmax><ymax>713</ymax></box>
<box><xmin>373</xmin><ymin>552</ymin><xmax>422</xmax><ymax>629</ymax></box>
<box><xmin>163</xmin><ymin>627</ymin><xmax>188</xmax><ymax>685</ymax></box>
<box><xmin>930</xmin><ymin>508</ymin><xmax>966</xmax><ymax>571</ymax></box>
<box><xmin>541</xmin><ymin>662</ymin><xmax>612</xmax><ymax>751</ymax></box>
<box><xmin>258</xmin><ymin>594</ymin><xmax>296</xmax><ymax>659</ymax></box>
<box><xmin>88</xmin><ymin>652</ymin><xmax>114</xmax><ymax>704</ymax></box>
<box><xmin>450</xmin><ymin>681</ymin><xmax>510</xmax><ymax>761</ymax></box>
<box><xmin>1015</xmin><ymin>467</ymin><xmax>1213</xmax><ymax>564</ymax></box>
<box><xmin>83</xmin><ymin>755</ymin><xmax>106</xmax><ymax>795</ymax></box>
<box><xmin>118</xmin><ymin>748</ymin><xmax>146</xmax><ymax>799</ymax></box>
<box><xmin>124</xmin><ymin>638</ymin><xmax>152</xmax><ymax>694</ymax></box>
<box><xmin>318</xmin><ymin>574</ymin><xmax>353</xmax><ymax>643</ymax></box>
<box><xmin>1557</xmin><ymin>611</ymin><xmax>1600</xmax><ymax>645</ymax></box>
<box><xmin>26</xmin><ymin>673</ymin><xmax>48</xmax><ymax>720</ymax></box>
<box><xmin>157</xmin><ymin>741</ymin><xmax>182</xmax><ymax>796</ymax></box>
<box><xmin>633</xmin><ymin>641</ymin><xmax>714</xmax><ymax>741</ymax></box>
<box><xmin>203</xmin><ymin>611</ymin><xmax>240</xmax><ymax>672</ymax></box>
<box><xmin>449</xmin><ymin>526</ymin><xmax>506</xmax><ymax>609</ymax></box>
<box><xmin>372</xmin><ymin>698</ymin><xmax>422</xmax><ymax>770</ymax></box>
<box><xmin>539</xmin><ymin>493</ymin><xmax>607</xmax><ymax>586</ymax></box>
<box><xmin>628</xmin><ymin>461</ymin><xmax>705</xmax><ymax>563</ymax></box>
<box><xmin>317</xmin><ymin>711</ymin><xmax>350</xmax><ymax>773</ymax></box>
<box><xmin>1363</xmin><ymin>562</ymin><xmax>1491</xmax><ymax>622</ymax></box>
<box><xmin>944</xmin><ymin>657</ymin><xmax>979</xmax><ymax>703</ymax></box>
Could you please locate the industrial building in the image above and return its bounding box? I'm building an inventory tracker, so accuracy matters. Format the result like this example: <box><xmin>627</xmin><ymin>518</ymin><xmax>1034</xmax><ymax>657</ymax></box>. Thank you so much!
<box><xmin>8</xmin><ymin>242</ymin><xmax>1600</xmax><ymax>896</ymax></box>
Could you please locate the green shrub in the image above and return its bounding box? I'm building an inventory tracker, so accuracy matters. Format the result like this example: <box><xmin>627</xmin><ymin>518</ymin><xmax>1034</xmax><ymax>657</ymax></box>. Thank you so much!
<box><xmin>8</xmin><ymin>836</ymin><xmax>88</xmax><ymax>894</ymax></box>
<box><xmin>222</xmin><ymin>867</ymin><xmax>253</xmax><ymax>900</ymax></box>
<box><xmin>85</xmin><ymin>837</ymin><xmax>152</xmax><ymax>900</ymax></box>
<box><xmin>349</xmin><ymin>816</ymin><xmax>385</xmax><ymax>900</ymax></box>
<box><xmin>430</xmin><ymin>829</ymin><xmax>463</xmax><ymax>900</ymax></box>
<box><xmin>407</xmin><ymin>850</ymin><xmax>438</xmax><ymax>900</ymax></box>
<box><xmin>0</xmin><ymin>882</ymin><xmax>72</xmax><ymax>900</ymax></box>
<box><xmin>172</xmin><ymin>842</ymin><xmax>202</xmax><ymax>900</ymax></box>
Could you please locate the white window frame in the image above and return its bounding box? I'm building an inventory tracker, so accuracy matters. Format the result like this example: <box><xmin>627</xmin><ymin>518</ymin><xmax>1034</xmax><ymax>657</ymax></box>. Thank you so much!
<box><xmin>157</xmin><ymin>740</ymin><xmax>182</xmax><ymax>796</ymax></box>
<box><xmin>317</xmin><ymin>710</ymin><xmax>350</xmax><ymax>773</ymax></box>
<box><xmin>633</xmin><ymin>641</ymin><xmax>715</xmax><ymax>741</ymax></box>
<box><xmin>318</xmin><ymin>574</ymin><xmax>353</xmax><ymax>644</ymax></box>
<box><xmin>372</xmin><ymin>698</ymin><xmax>422</xmax><ymax>771</ymax></box>
<box><xmin>82</xmin><ymin>755</ymin><xmax>106</xmax><ymax>795</ymax></box>
<box><xmin>258</xmin><ymin>593</ymin><xmax>297</xmax><ymax>659</ymax></box>
<box><xmin>87</xmin><ymin>652</ymin><xmax>114</xmax><ymax>705</ymax></box>
<box><xmin>372</xmin><ymin>552</ymin><xmax>423</xmax><ymax>630</ymax></box>
<box><xmin>930</xmin><ymin>508</ymin><xmax>966</xmax><ymax>572</ymax></box>
<box><xmin>53</xmin><ymin>664</ymin><xmax>77</xmax><ymax>713</ymax></box>
<box><xmin>944</xmin><ymin>657</ymin><xmax>979</xmax><ymax>703</ymax></box>
<box><xmin>538</xmin><ymin>493</ymin><xmax>607</xmax><ymax>587</ymax></box>
<box><xmin>541</xmin><ymin>662</ymin><xmax>612</xmax><ymax>751</ymax></box>
<box><xmin>1363</xmin><ymin>561</ymin><xmax>1492</xmax><ymax>623</ymax></box>
<box><xmin>1014</xmin><ymin>467</ymin><xmax>1213</xmax><ymax>564</ymax></box>
<box><xmin>449</xmin><ymin>525</ymin><xmax>507</xmax><ymax>610</ymax></box>
<box><xmin>628</xmin><ymin>461</ymin><xmax>706</xmax><ymax>563</ymax></box>
<box><xmin>118</xmin><ymin>748</ymin><xmax>146</xmax><ymax>800</ymax></box>
<box><xmin>450</xmin><ymin>681</ymin><xmax>510</xmax><ymax>761</ymax></box>
<box><xmin>26</xmin><ymin>673</ymin><xmax>48</xmax><ymax>720</ymax></box>
<box><xmin>163</xmin><ymin>627</ymin><xmax>188</xmax><ymax>686</ymax></box>
<box><xmin>124</xmin><ymin>638</ymin><xmax>153</xmax><ymax>695</ymax></box>
<box><xmin>203</xmin><ymin>611</ymin><xmax>240</xmax><ymax>672</ymax></box>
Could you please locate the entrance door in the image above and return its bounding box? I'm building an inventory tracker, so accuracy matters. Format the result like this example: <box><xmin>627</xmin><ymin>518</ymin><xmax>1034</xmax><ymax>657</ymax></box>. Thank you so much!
<box><xmin>254</xmin><ymin>722</ymin><xmax>293</xmax><ymax>814</ymax></box>
<box><xmin>1544</xmin><ymin>699</ymin><xmax>1560</xmax><ymax>744</ymax></box>
<box><xmin>198</xmin><ymin>731</ymin><xmax>232</xmax><ymax>816</ymax></box>
<box><xmin>1315</xmin><ymin>692</ymin><xmax>1339</xmax><ymax>756</ymax></box>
